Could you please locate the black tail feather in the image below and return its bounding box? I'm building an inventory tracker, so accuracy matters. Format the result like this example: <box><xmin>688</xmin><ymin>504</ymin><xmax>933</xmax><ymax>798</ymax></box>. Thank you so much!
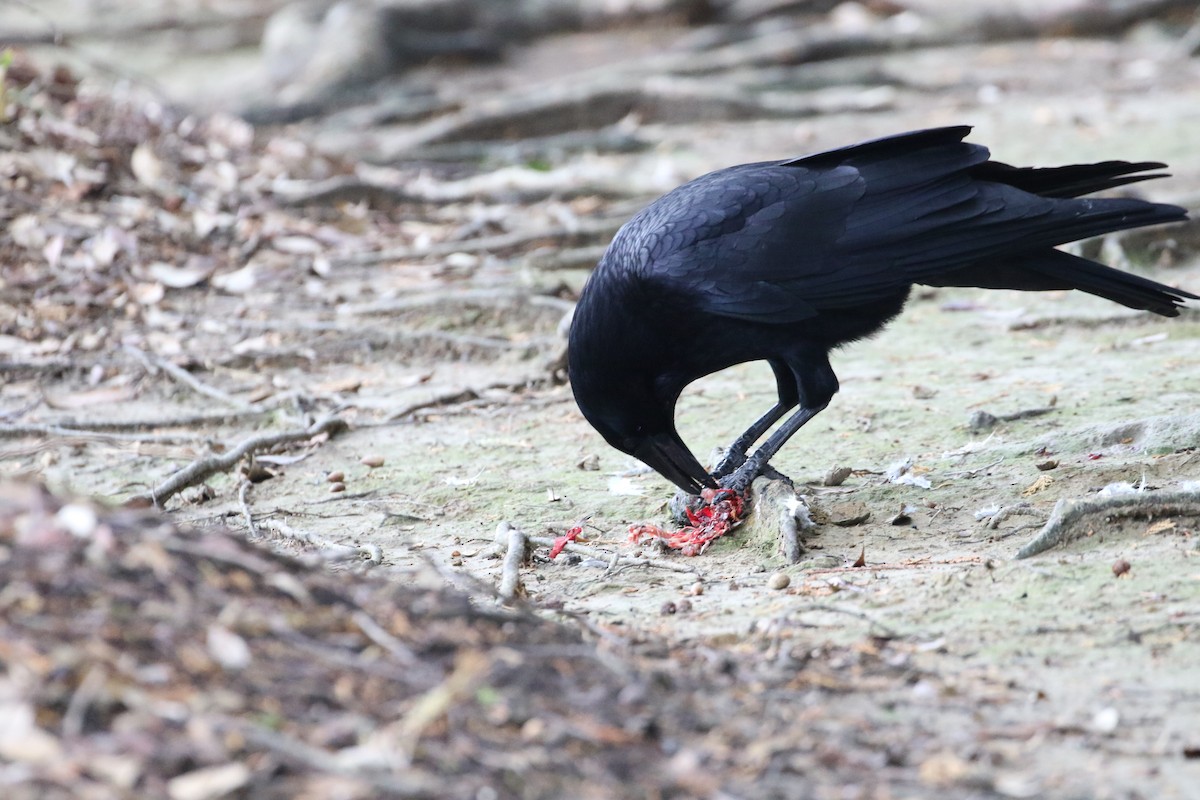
<box><xmin>928</xmin><ymin>248</ymin><xmax>1198</xmax><ymax>317</ymax></box>
<box><xmin>975</xmin><ymin>160</ymin><xmax>1170</xmax><ymax>199</ymax></box>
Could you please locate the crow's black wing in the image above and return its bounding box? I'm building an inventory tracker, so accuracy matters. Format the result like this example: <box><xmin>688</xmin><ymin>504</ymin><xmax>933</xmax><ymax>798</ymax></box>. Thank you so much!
<box><xmin>625</xmin><ymin>127</ymin><xmax>1184</xmax><ymax>323</ymax></box>
<box><xmin>617</xmin><ymin>159</ymin><xmax>860</xmax><ymax>323</ymax></box>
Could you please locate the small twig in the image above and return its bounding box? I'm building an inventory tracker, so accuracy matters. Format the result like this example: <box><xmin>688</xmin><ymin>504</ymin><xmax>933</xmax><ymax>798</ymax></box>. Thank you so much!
<box><xmin>350</xmin><ymin>610</ymin><xmax>422</xmax><ymax>668</ymax></box>
<box><xmin>213</xmin><ymin>717</ymin><xmax>444</xmax><ymax>797</ymax></box>
<box><xmin>387</xmin><ymin>378</ymin><xmax>549</xmax><ymax>422</ymax></box>
<box><xmin>946</xmin><ymin>458</ymin><xmax>1005</xmax><ymax>479</ymax></box>
<box><xmin>551</xmin><ymin>607</ymin><xmax>635</xmax><ymax>651</ymax></box>
<box><xmin>258</xmin><ymin>518</ymin><xmax>382</xmax><ymax>565</ymax></box>
<box><xmin>788</xmin><ymin>603</ymin><xmax>901</xmax><ymax>639</ymax></box>
<box><xmin>1016</xmin><ymin>488</ymin><xmax>1200</xmax><ymax>559</ymax></box>
<box><xmin>160</xmin><ymin>536</ymin><xmax>279</xmax><ymax>576</ymax></box>
<box><xmin>526</xmin><ymin>534</ymin><xmax>703</xmax><ymax>577</ymax></box>
<box><xmin>982</xmin><ymin>502</ymin><xmax>1040</xmax><ymax>530</ymax></box>
<box><xmin>125</xmin><ymin>345</ymin><xmax>257</xmax><ymax>410</ymax></box>
<box><xmin>968</xmin><ymin>406</ymin><xmax>1057</xmax><ymax>433</ymax></box>
<box><xmin>61</xmin><ymin>666</ymin><xmax>107</xmax><ymax>739</ymax></box>
<box><xmin>0</xmin><ymin>397</ymin><xmax>41</xmax><ymax>423</ymax></box>
<box><xmin>397</xmin><ymin>651</ymin><xmax>491</xmax><ymax>764</ymax></box>
<box><xmin>237</xmin><ymin>479</ymin><xmax>259</xmax><ymax>538</ymax></box>
<box><xmin>133</xmin><ymin>415</ymin><xmax>348</xmax><ymax>508</ymax></box>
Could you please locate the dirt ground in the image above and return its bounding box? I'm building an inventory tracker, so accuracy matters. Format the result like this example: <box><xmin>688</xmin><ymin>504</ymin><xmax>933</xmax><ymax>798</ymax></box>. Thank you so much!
<box><xmin>3</xmin><ymin>2</ymin><xmax>1200</xmax><ymax>798</ymax></box>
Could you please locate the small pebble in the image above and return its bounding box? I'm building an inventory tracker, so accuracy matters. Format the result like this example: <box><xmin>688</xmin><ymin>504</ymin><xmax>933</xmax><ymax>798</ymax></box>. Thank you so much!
<box><xmin>520</xmin><ymin>717</ymin><xmax>546</xmax><ymax>742</ymax></box>
<box><xmin>1092</xmin><ymin>707</ymin><xmax>1121</xmax><ymax>734</ymax></box>
<box><xmin>1112</xmin><ymin>558</ymin><xmax>1131</xmax><ymax>578</ymax></box>
<box><xmin>326</xmin><ymin>471</ymin><xmax>345</xmax><ymax>483</ymax></box>
<box><xmin>660</xmin><ymin>601</ymin><xmax>677</xmax><ymax>615</ymax></box>
<box><xmin>767</xmin><ymin>572</ymin><xmax>791</xmax><ymax>590</ymax></box>
<box><xmin>360</xmin><ymin>454</ymin><xmax>385</xmax><ymax>468</ymax></box>
<box><xmin>1035</xmin><ymin>460</ymin><xmax>1059</xmax><ymax>471</ymax></box>
<box><xmin>689</xmin><ymin>581</ymin><xmax>704</xmax><ymax>596</ymax></box>
<box><xmin>329</xmin><ymin>482</ymin><xmax>346</xmax><ymax>493</ymax></box>
<box><xmin>450</xmin><ymin>556</ymin><xmax>463</xmax><ymax>567</ymax></box>
<box><xmin>676</xmin><ymin>598</ymin><xmax>693</xmax><ymax>613</ymax></box>
<box><xmin>728</xmin><ymin>579</ymin><xmax>739</xmax><ymax>591</ymax></box>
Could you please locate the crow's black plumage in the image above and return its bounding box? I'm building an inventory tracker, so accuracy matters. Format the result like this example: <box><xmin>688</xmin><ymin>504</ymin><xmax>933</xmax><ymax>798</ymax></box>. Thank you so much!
<box><xmin>567</xmin><ymin>127</ymin><xmax>1195</xmax><ymax>496</ymax></box>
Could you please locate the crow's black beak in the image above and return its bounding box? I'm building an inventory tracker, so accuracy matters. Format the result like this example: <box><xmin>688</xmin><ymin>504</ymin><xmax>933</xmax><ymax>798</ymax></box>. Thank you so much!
<box><xmin>634</xmin><ymin>433</ymin><xmax>718</xmax><ymax>495</ymax></box>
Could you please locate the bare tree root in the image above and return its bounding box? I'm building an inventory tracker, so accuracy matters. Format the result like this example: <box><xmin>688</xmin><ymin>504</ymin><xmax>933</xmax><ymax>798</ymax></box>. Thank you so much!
<box><xmin>1016</xmin><ymin>488</ymin><xmax>1200</xmax><ymax>559</ymax></box>
<box><xmin>132</xmin><ymin>415</ymin><xmax>348</xmax><ymax>508</ymax></box>
<box><xmin>0</xmin><ymin>423</ymin><xmax>209</xmax><ymax>444</ymax></box>
<box><xmin>333</xmin><ymin>216</ymin><xmax>625</xmax><ymax>266</ymax></box>
<box><xmin>385</xmin><ymin>376</ymin><xmax>558</xmax><ymax>422</ymax></box>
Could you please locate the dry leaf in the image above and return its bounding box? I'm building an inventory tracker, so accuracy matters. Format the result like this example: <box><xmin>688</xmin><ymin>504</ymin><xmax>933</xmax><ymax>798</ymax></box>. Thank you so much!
<box><xmin>1144</xmin><ymin>519</ymin><xmax>1176</xmax><ymax>536</ymax></box>
<box><xmin>0</xmin><ymin>702</ymin><xmax>63</xmax><ymax>765</ymax></box>
<box><xmin>212</xmin><ymin>264</ymin><xmax>257</xmax><ymax>294</ymax></box>
<box><xmin>1021</xmin><ymin>475</ymin><xmax>1054</xmax><ymax>496</ymax></box>
<box><xmin>207</xmin><ymin>625</ymin><xmax>252</xmax><ymax>670</ymax></box>
<box><xmin>147</xmin><ymin>260</ymin><xmax>213</xmax><ymax>289</ymax></box>
<box><xmin>10</xmin><ymin>214</ymin><xmax>46</xmax><ymax>249</ymax></box>
<box><xmin>132</xmin><ymin>282</ymin><xmax>166</xmax><ymax>305</ymax></box>
<box><xmin>272</xmin><ymin>235</ymin><xmax>322</xmax><ymax>255</ymax></box>
<box><xmin>42</xmin><ymin>234</ymin><xmax>64</xmax><ymax>268</ymax></box>
<box><xmin>167</xmin><ymin>763</ymin><xmax>251</xmax><ymax>800</ymax></box>
<box><xmin>131</xmin><ymin>142</ymin><xmax>164</xmax><ymax>187</ymax></box>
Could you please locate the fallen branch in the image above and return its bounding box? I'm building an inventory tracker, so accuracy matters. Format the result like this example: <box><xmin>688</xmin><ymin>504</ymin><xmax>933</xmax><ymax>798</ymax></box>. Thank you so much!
<box><xmin>1016</xmin><ymin>488</ymin><xmax>1200</xmax><ymax>558</ymax></box>
<box><xmin>132</xmin><ymin>415</ymin><xmax>348</xmax><ymax>508</ymax></box>
<box><xmin>497</xmin><ymin>522</ymin><xmax>529</xmax><ymax>600</ymax></box>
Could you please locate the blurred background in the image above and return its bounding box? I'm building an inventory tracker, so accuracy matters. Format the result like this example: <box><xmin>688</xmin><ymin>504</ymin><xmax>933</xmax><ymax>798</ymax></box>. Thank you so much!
<box><xmin>5</xmin><ymin>0</ymin><xmax>1200</xmax><ymax>175</ymax></box>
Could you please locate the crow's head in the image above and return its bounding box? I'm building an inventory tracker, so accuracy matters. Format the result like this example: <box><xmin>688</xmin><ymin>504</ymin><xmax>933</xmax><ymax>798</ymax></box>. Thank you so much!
<box><xmin>569</xmin><ymin>379</ymin><xmax>715</xmax><ymax>495</ymax></box>
<box><xmin>567</xmin><ymin>304</ymin><xmax>715</xmax><ymax>495</ymax></box>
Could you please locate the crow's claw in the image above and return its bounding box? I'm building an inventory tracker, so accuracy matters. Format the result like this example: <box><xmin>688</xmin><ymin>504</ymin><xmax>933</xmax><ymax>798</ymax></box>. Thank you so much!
<box><xmin>711</xmin><ymin>447</ymin><xmax>747</xmax><ymax>481</ymax></box>
<box><xmin>719</xmin><ymin>452</ymin><xmax>765</xmax><ymax>495</ymax></box>
<box><xmin>719</xmin><ymin>456</ymin><xmax>796</xmax><ymax>495</ymax></box>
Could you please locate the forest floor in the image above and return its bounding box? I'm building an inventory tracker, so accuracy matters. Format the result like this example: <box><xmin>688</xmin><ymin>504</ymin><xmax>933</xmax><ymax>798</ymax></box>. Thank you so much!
<box><xmin>3</xmin><ymin>2</ymin><xmax>1200</xmax><ymax>797</ymax></box>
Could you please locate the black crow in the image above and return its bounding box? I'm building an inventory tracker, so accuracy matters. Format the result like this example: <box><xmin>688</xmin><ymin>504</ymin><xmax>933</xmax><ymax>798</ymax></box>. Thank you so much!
<box><xmin>567</xmin><ymin>126</ymin><xmax>1195</xmax><ymax>497</ymax></box>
